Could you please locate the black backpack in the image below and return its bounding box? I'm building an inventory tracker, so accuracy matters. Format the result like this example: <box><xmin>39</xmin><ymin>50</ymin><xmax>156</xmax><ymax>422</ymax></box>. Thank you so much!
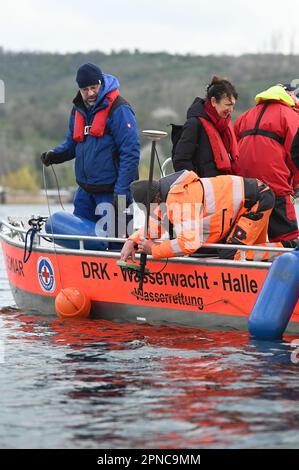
<box><xmin>170</xmin><ymin>97</ymin><xmax>202</xmax><ymax>159</ymax></box>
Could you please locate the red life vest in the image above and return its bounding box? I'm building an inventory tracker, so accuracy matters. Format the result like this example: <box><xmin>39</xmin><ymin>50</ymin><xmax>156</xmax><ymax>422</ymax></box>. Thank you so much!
<box><xmin>198</xmin><ymin>117</ymin><xmax>232</xmax><ymax>171</ymax></box>
<box><xmin>73</xmin><ymin>89</ymin><xmax>119</xmax><ymax>143</ymax></box>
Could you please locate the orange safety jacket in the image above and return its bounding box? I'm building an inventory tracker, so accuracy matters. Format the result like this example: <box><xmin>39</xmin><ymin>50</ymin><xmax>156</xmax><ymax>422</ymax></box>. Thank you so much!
<box><xmin>73</xmin><ymin>89</ymin><xmax>119</xmax><ymax>142</ymax></box>
<box><xmin>198</xmin><ymin>117</ymin><xmax>234</xmax><ymax>172</ymax></box>
<box><xmin>130</xmin><ymin>170</ymin><xmax>246</xmax><ymax>259</ymax></box>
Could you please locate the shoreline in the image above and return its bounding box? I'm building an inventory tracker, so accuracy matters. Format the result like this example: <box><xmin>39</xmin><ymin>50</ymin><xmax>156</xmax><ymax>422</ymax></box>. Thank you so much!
<box><xmin>0</xmin><ymin>189</ymin><xmax>73</xmax><ymax>205</ymax></box>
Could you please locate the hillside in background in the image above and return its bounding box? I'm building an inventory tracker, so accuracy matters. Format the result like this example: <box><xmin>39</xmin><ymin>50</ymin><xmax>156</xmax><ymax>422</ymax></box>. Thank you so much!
<box><xmin>0</xmin><ymin>49</ymin><xmax>299</xmax><ymax>188</ymax></box>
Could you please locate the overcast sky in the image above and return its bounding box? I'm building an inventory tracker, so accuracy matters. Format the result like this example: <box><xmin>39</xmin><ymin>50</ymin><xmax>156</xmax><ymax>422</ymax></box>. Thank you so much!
<box><xmin>0</xmin><ymin>0</ymin><xmax>297</xmax><ymax>56</ymax></box>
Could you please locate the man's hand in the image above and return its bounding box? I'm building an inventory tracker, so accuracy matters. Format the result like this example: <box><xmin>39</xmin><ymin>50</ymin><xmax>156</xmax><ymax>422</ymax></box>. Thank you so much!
<box><xmin>294</xmin><ymin>188</ymin><xmax>299</xmax><ymax>200</ymax></box>
<box><xmin>137</xmin><ymin>237</ymin><xmax>153</xmax><ymax>255</ymax></box>
<box><xmin>120</xmin><ymin>240</ymin><xmax>136</xmax><ymax>261</ymax></box>
<box><xmin>40</xmin><ymin>151</ymin><xmax>55</xmax><ymax>167</ymax></box>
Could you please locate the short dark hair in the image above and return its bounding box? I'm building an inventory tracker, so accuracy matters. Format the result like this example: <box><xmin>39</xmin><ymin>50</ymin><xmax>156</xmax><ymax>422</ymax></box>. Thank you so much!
<box><xmin>206</xmin><ymin>75</ymin><xmax>238</xmax><ymax>102</ymax></box>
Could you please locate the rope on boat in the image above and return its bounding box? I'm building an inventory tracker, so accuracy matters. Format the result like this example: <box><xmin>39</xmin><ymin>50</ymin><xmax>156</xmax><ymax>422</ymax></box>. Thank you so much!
<box><xmin>23</xmin><ymin>227</ymin><xmax>38</xmax><ymax>263</ymax></box>
<box><xmin>42</xmin><ymin>165</ymin><xmax>64</xmax><ymax>289</ymax></box>
<box><xmin>50</xmin><ymin>165</ymin><xmax>66</xmax><ymax>211</ymax></box>
<box><xmin>152</xmin><ymin>258</ymin><xmax>168</xmax><ymax>274</ymax></box>
<box><xmin>23</xmin><ymin>216</ymin><xmax>47</xmax><ymax>263</ymax></box>
<box><xmin>201</xmin><ymin>298</ymin><xmax>248</xmax><ymax>315</ymax></box>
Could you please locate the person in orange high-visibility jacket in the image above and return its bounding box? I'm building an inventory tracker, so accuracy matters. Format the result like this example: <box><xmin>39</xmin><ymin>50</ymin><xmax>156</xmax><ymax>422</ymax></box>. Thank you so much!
<box><xmin>120</xmin><ymin>170</ymin><xmax>298</xmax><ymax>262</ymax></box>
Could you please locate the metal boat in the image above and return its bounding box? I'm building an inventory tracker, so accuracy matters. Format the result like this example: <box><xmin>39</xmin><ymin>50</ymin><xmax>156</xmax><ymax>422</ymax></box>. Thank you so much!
<box><xmin>1</xmin><ymin>216</ymin><xmax>299</xmax><ymax>333</ymax></box>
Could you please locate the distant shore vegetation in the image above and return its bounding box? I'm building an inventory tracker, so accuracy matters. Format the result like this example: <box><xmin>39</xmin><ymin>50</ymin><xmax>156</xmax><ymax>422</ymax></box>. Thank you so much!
<box><xmin>0</xmin><ymin>49</ymin><xmax>298</xmax><ymax>190</ymax></box>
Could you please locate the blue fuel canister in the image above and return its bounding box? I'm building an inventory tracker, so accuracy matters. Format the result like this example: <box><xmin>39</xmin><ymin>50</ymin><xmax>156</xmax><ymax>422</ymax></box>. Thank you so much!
<box><xmin>45</xmin><ymin>211</ymin><xmax>109</xmax><ymax>250</ymax></box>
<box><xmin>248</xmin><ymin>249</ymin><xmax>299</xmax><ymax>339</ymax></box>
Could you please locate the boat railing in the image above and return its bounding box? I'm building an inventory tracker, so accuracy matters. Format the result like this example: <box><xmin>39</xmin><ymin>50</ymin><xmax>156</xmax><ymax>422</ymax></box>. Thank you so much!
<box><xmin>0</xmin><ymin>219</ymin><xmax>126</xmax><ymax>250</ymax></box>
<box><xmin>0</xmin><ymin>218</ymin><xmax>293</xmax><ymax>262</ymax></box>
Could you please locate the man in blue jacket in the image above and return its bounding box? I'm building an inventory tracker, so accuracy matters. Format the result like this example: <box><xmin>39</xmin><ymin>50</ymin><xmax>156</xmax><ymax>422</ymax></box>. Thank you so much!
<box><xmin>41</xmin><ymin>63</ymin><xmax>140</xmax><ymax>235</ymax></box>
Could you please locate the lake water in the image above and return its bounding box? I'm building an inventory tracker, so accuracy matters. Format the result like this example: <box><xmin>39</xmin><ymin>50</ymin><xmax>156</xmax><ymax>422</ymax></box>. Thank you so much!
<box><xmin>1</xmin><ymin>204</ymin><xmax>299</xmax><ymax>449</ymax></box>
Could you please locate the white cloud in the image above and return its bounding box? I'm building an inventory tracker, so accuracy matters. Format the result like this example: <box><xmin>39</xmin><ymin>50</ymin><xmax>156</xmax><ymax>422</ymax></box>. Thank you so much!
<box><xmin>0</xmin><ymin>0</ymin><xmax>297</xmax><ymax>55</ymax></box>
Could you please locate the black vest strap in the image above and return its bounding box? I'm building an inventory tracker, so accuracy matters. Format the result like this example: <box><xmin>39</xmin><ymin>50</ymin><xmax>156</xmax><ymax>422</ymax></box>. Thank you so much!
<box><xmin>239</xmin><ymin>102</ymin><xmax>285</xmax><ymax>145</ymax></box>
<box><xmin>239</xmin><ymin>129</ymin><xmax>285</xmax><ymax>145</ymax></box>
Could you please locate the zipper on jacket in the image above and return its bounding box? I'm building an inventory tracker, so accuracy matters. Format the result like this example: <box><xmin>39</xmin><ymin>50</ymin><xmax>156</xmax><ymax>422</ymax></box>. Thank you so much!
<box><xmin>216</xmin><ymin>136</ymin><xmax>224</xmax><ymax>161</ymax></box>
<box><xmin>82</xmin><ymin>112</ymin><xmax>92</xmax><ymax>184</ymax></box>
<box><xmin>82</xmin><ymin>144</ymin><xmax>87</xmax><ymax>183</ymax></box>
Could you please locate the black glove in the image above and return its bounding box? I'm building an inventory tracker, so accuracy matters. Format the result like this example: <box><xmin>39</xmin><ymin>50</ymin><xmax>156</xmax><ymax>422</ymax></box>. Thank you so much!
<box><xmin>40</xmin><ymin>151</ymin><xmax>55</xmax><ymax>167</ymax></box>
<box><xmin>294</xmin><ymin>188</ymin><xmax>299</xmax><ymax>200</ymax></box>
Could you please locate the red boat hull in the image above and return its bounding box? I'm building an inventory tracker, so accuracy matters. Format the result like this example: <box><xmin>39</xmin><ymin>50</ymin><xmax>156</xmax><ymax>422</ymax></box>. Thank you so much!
<box><xmin>2</xmin><ymin>236</ymin><xmax>299</xmax><ymax>332</ymax></box>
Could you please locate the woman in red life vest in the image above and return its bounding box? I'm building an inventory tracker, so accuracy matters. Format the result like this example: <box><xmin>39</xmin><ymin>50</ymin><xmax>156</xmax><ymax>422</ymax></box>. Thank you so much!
<box><xmin>173</xmin><ymin>76</ymin><xmax>239</xmax><ymax>177</ymax></box>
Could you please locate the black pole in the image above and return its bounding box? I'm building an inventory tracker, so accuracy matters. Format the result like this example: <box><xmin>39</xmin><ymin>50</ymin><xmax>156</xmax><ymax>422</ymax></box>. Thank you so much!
<box><xmin>138</xmin><ymin>139</ymin><xmax>156</xmax><ymax>291</ymax></box>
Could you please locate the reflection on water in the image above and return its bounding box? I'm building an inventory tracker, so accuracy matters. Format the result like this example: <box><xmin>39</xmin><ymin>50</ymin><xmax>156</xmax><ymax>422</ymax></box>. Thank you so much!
<box><xmin>0</xmin><ymin>310</ymin><xmax>299</xmax><ymax>449</ymax></box>
<box><xmin>1</xmin><ymin>204</ymin><xmax>299</xmax><ymax>448</ymax></box>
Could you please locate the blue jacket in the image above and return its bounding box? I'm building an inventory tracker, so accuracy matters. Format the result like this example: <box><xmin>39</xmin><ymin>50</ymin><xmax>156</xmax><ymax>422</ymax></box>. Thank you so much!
<box><xmin>52</xmin><ymin>74</ymin><xmax>140</xmax><ymax>197</ymax></box>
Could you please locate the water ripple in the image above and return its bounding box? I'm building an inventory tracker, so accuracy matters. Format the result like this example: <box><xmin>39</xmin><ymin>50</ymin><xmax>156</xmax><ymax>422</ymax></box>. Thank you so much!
<box><xmin>1</xmin><ymin>209</ymin><xmax>299</xmax><ymax>448</ymax></box>
<box><xmin>0</xmin><ymin>306</ymin><xmax>298</xmax><ymax>448</ymax></box>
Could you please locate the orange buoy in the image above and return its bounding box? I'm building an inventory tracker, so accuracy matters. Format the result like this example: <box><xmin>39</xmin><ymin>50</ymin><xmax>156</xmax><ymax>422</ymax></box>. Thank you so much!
<box><xmin>55</xmin><ymin>287</ymin><xmax>91</xmax><ymax>319</ymax></box>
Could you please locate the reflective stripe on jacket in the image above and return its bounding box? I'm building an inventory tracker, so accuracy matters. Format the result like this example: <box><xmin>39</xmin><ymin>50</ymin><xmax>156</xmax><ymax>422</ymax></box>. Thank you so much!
<box><xmin>235</xmin><ymin>242</ymin><xmax>284</xmax><ymax>262</ymax></box>
<box><xmin>200</xmin><ymin>175</ymin><xmax>244</xmax><ymax>242</ymax></box>
<box><xmin>130</xmin><ymin>170</ymin><xmax>246</xmax><ymax>259</ymax></box>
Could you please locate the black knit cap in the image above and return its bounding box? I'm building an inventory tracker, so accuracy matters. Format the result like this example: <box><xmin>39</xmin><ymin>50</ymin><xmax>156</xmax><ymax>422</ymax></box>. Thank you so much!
<box><xmin>76</xmin><ymin>63</ymin><xmax>103</xmax><ymax>88</ymax></box>
<box><xmin>130</xmin><ymin>180</ymin><xmax>160</xmax><ymax>206</ymax></box>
